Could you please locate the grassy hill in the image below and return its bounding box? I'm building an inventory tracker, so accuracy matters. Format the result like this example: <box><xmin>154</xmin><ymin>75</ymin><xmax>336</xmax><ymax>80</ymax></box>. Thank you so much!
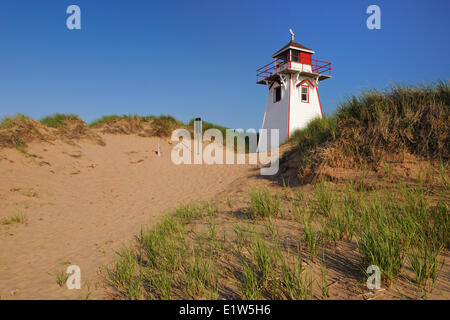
<box><xmin>280</xmin><ymin>81</ymin><xmax>449</xmax><ymax>185</ymax></box>
<box><xmin>0</xmin><ymin>113</ymin><xmax>227</xmax><ymax>150</ymax></box>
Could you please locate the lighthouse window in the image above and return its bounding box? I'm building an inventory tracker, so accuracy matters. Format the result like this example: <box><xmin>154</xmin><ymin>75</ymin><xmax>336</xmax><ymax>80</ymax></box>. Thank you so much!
<box><xmin>301</xmin><ymin>86</ymin><xmax>309</xmax><ymax>103</ymax></box>
<box><xmin>291</xmin><ymin>50</ymin><xmax>300</xmax><ymax>62</ymax></box>
<box><xmin>274</xmin><ymin>86</ymin><xmax>281</xmax><ymax>103</ymax></box>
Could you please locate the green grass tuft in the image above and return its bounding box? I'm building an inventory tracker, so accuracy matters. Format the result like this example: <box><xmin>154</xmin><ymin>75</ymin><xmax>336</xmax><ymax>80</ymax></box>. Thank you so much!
<box><xmin>313</xmin><ymin>180</ymin><xmax>333</xmax><ymax>216</ymax></box>
<box><xmin>150</xmin><ymin>115</ymin><xmax>182</xmax><ymax>137</ymax></box>
<box><xmin>249</xmin><ymin>188</ymin><xmax>282</xmax><ymax>219</ymax></box>
<box><xmin>88</xmin><ymin>115</ymin><xmax>122</xmax><ymax>127</ymax></box>
<box><xmin>39</xmin><ymin>113</ymin><xmax>81</xmax><ymax>128</ymax></box>
<box><xmin>0</xmin><ymin>114</ymin><xmax>31</xmax><ymax>129</ymax></box>
<box><xmin>1</xmin><ymin>213</ymin><xmax>27</xmax><ymax>225</ymax></box>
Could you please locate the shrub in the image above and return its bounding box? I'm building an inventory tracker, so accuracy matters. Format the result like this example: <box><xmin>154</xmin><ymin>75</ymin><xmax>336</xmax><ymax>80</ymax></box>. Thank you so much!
<box><xmin>283</xmin><ymin>116</ymin><xmax>336</xmax><ymax>164</ymax></box>
<box><xmin>151</xmin><ymin>115</ymin><xmax>182</xmax><ymax>137</ymax></box>
<box><xmin>40</xmin><ymin>113</ymin><xmax>81</xmax><ymax>128</ymax></box>
<box><xmin>0</xmin><ymin>114</ymin><xmax>31</xmax><ymax>129</ymax></box>
<box><xmin>335</xmin><ymin>82</ymin><xmax>449</xmax><ymax>160</ymax></box>
<box><xmin>88</xmin><ymin>115</ymin><xmax>122</xmax><ymax>127</ymax></box>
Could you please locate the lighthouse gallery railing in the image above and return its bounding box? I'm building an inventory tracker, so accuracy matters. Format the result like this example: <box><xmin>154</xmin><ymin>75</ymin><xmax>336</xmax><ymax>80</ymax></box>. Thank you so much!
<box><xmin>256</xmin><ymin>55</ymin><xmax>331</xmax><ymax>83</ymax></box>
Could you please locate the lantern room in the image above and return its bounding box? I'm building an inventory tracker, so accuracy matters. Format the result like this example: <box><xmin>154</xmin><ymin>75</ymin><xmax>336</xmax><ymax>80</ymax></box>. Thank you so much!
<box><xmin>256</xmin><ymin>39</ymin><xmax>331</xmax><ymax>84</ymax></box>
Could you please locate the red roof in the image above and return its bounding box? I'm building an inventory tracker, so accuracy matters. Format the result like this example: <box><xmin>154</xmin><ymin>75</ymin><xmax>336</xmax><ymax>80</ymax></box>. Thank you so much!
<box><xmin>272</xmin><ymin>40</ymin><xmax>315</xmax><ymax>58</ymax></box>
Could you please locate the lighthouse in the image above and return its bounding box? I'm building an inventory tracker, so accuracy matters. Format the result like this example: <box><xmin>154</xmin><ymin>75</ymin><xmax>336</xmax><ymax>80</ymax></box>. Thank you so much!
<box><xmin>256</xmin><ymin>30</ymin><xmax>332</xmax><ymax>152</ymax></box>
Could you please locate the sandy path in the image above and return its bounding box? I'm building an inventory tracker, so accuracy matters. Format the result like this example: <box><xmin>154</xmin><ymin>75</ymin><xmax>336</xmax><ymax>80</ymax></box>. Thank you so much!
<box><xmin>0</xmin><ymin>134</ymin><xmax>257</xmax><ymax>299</ymax></box>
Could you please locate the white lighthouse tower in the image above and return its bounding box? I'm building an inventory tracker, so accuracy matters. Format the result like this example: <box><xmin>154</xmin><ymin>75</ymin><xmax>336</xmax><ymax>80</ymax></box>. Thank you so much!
<box><xmin>257</xmin><ymin>30</ymin><xmax>332</xmax><ymax>152</ymax></box>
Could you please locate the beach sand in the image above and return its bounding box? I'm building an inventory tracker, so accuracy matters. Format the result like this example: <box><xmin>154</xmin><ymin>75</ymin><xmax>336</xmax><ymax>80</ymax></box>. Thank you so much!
<box><xmin>0</xmin><ymin>134</ymin><xmax>257</xmax><ymax>299</ymax></box>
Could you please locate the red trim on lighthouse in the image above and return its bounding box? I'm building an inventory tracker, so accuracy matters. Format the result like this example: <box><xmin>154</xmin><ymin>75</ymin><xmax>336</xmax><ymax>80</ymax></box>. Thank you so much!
<box><xmin>288</xmin><ymin>75</ymin><xmax>291</xmax><ymax>140</ymax></box>
<box><xmin>316</xmin><ymin>87</ymin><xmax>324</xmax><ymax>118</ymax></box>
<box><xmin>296</xmin><ymin>78</ymin><xmax>315</xmax><ymax>88</ymax></box>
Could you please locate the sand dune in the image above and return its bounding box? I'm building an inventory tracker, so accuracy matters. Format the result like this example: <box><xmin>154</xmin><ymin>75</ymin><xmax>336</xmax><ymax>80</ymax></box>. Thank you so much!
<box><xmin>0</xmin><ymin>134</ymin><xmax>257</xmax><ymax>299</ymax></box>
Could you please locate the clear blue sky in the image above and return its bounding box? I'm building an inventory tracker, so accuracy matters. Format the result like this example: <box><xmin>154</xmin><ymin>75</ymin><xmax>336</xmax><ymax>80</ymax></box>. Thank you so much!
<box><xmin>1</xmin><ymin>0</ymin><xmax>449</xmax><ymax>129</ymax></box>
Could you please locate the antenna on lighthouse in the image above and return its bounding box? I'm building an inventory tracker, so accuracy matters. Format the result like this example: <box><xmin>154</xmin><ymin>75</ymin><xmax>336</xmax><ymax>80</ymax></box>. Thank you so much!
<box><xmin>289</xmin><ymin>29</ymin><xmax>295</xmax><ymax>41</ymax></box>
